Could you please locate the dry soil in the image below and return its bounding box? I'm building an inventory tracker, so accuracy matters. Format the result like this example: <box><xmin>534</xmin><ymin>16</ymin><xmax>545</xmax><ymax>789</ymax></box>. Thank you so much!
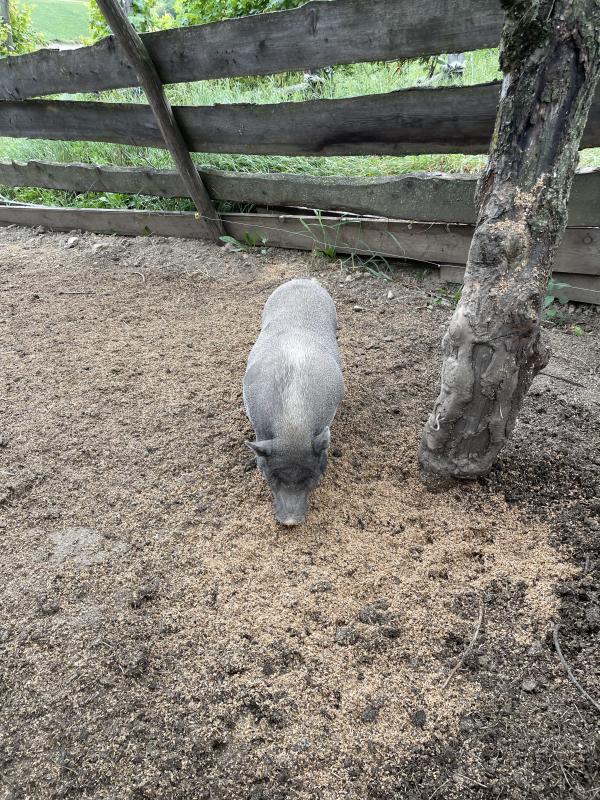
<box><xmin>1</xmin><ymin>226</ymin><xmax>599</xmax><ymax>800</ymax></box>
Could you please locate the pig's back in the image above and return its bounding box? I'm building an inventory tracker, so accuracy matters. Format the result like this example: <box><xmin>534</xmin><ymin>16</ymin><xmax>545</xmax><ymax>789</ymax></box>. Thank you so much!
<box><xmin>244</xmin><ymin>278</ymin><xmax>343</xmax><ymax>439</ymax></box>
<box><xmin>244</xmin><ymin>330</ymin><xmax>343</xmax><ymax>441</ymax></box>
<box><xmin>261</xmin><ymin>278</ymin><xmax>337</xmax><ymax>342</ymax></box>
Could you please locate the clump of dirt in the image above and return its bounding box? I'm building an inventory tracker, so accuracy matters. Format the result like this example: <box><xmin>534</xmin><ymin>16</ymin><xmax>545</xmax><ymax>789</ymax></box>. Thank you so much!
<box><xmin>0</xmin><ymin>225</ymin><xmax>598</xmax><ymax>799</ymax></box>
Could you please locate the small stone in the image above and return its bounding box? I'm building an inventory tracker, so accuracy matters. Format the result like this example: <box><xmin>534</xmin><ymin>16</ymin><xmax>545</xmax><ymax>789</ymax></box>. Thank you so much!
<box><xmin>459</xmin><ymin>716</ymin><xmax>475</xmax><ymax>735</ymax></box>
<box><xmin>35</xmin><ymin>594</ymin><xmax>60</xmax><ymax>616</ymax></box>
<box><xmin>119</xmin><ymin>646</ymin><xmax>149</xmax><ymax>678</ymax></box>
<box><xmin>387</xmin><ymin>290</ymin><xmax>394</xmax><ymax>300</ymax></box>
<box><xmin>130</xmin><ymin>579</ymin><xmax>160</xmax><ymax>608</ymax></box>
<box><xmin>267</xmin><ymin>709</ymin><xmax>286</xmax><ymax>727</ymax></box>
<box><xmin>361</xmin><ymin>705</ymin><xmax>379</xmax><ymax>723</ymax></box>
<box><xmin>528</xmin><ymin>641</ymin><xmax>544</xmax><ymax>656</ymax></box>
<box><xmin>353</xmin><ymin>305</ymin><xmax>364</xmax><ymax>312</ymax></box>
<box><xmin>66</xmin><ymin>236</ymin><xmax>79</xmax><ymax>248</ymax></box>
<box><xmin>345</xmin><ymin>274</ymin><xmax>354</xmax><ymax>282</ymax></box>
<box><xmin>343</xmin><ymin>757</ymin><xmax>363</xmax><ymax>778</ymax></box>
<box><xmin>358</xmin><ymin>605</ymin><xmax>385</xmax><ymax>625</ymax></box>
<box><xmin>335</xmin><ymin>625</ymin><xmax>358</xmax><ymax>646</ymax></box>
<box><xmin>373</xmin><ymin>598</ymin><xmax>390</xmax><ymax>610</ymax></box>
<box><xmin>411</xmin><ymin>709</ymin><xmax>426</xmax><ymax>729</ymax></box>
<box><xmin>291</xmin><ymin>738</ymin><xmax>312</xmax><ymax>752</ymax></box>
<box><xmin>585</xmin><ymin>605</ymin><xmax>600</xmax><ymax>628</ymax></box>
<box><xmin>521</xmin><ymin>678</ymin><xmax>537</xmax><ymax>693</ymax></box>
<box><xmin>428</xmin><ymin>566</ymin><xmax>449</xmax><ymax>579</ymax></box>
<box><xmin>310</xmin><ymin>580</ymin><xmax>333</xmax><ymax>594</ymax></box>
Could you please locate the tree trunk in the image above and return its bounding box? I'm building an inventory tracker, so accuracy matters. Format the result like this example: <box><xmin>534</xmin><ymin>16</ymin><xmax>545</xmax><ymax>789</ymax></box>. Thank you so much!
<box><xmin>419</xmin><ymin>0</ymin><xmax>600</xmax><ymax>479</ymax></box>
<box><xmin>1</xmin><ymin>0</ymin><xmax>13</xmax><ymax>51</ymax></box>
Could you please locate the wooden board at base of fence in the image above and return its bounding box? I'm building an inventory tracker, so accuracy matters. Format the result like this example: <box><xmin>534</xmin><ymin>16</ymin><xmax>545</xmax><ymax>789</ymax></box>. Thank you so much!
<box><xmin>0</xmin><ymin>205</ymin><xmax>598</xmax><ymax>303</ymax></box>
<box><xmin>1</xmin><ymin>161</ymin><xmax>600</xmax><ymax>228</ymax></box>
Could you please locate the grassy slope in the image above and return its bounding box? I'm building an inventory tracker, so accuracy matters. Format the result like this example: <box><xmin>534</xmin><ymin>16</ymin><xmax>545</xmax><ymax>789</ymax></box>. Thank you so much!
<box><xmin>29</xmin><ymin>0</ymin><xmax>89</xmax><ymax>42</ymax></box>
<box><xmin>0</xmin><ymin>48</ymin><xmax>598</xmax><ymax>209</ymax></box>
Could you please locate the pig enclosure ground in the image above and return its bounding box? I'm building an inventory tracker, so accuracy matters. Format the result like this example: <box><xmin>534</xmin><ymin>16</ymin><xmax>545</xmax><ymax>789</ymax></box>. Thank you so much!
<box><xmin>1</xmin><ymin>225</ymin><xmax>599</xmax><ymax>800</ymax></box>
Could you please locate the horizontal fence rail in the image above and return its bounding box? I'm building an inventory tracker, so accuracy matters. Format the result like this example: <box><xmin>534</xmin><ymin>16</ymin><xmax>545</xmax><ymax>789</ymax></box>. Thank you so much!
<box><xmin>0</xmin><ymin>0</ymin><xmax>505</xmax><ymax>101</ymax></box>
<box><xmin>2</xmin><ymin>84</ymin><xmax>600</xmax><ymax>155</ymax></box>
<box><xmin>1</xmin><ymin>161</ymin><xmax>600</xmax><ymax>227</ymax></box>
<box><xmin>0</xmin><ymin>204</ymin><xmax>598</xmax><ymax>279</ymax></box>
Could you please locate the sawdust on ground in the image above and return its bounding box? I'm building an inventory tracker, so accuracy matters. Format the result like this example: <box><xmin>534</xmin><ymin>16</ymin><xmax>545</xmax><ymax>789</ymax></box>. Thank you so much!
<box><xmin>0</xmin><ymin>227</ymin><xmax>582</xmax><ymax>799</ymax></box>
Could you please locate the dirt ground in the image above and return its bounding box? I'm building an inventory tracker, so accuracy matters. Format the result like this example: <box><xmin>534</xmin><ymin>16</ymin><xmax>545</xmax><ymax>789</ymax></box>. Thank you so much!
<box><xmin>1</xmin><ymin>224</ymin><xmax>599</xmax><ymax>800</ymax></box>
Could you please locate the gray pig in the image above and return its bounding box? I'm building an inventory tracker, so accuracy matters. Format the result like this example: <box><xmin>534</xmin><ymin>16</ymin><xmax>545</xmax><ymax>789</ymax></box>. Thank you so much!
<box><xmin>243</xmin><ymin>278</ymin><xmax>344</xmax><ymax>526</ymax></box>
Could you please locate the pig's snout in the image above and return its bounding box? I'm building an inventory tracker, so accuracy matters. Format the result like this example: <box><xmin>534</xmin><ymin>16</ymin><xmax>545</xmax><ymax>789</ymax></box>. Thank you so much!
<box><xmin>280</xmin><ymin>517</ymin><xmax>303</xmax><ymax>528</ymax></box>
<box><xmin>274</xmin><ymin>487</ymin><xmax>310</xmax><ymax>527</ymax></box>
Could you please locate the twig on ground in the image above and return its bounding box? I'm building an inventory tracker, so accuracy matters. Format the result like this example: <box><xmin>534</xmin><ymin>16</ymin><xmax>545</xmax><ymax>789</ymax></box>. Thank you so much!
<box><xmin>583</xmin><ymin>554</ymin><xmax>591</xmax><ymax>576</ymax></box>
<box><xmin>427</xmin><ymin>778</ymin><xmax>451</xmax><ymax>800</ymax></box>
<box><xmin>442</xmin><ymin>596</ymin><xmax>485</xmax><ymax>690</ymax></box>
<box><xmin>553</xmin><ymin>623</ymin><xmax>600</xmax><ymax>715</ymax></box>
<box><xmin>538</xmin><ymin>370</ymin><xmax>586</xmax><ymax>388</ymax></box>
<box><xmin>555</xmin><ymin>351</ymin><xmax>590</xmax><ymax>369</ymax></box>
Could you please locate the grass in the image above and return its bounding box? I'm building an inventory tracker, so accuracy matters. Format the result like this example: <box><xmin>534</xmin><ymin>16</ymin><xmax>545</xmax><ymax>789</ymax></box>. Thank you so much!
<box><xmin>29</xmin><ymin>0</ymin><xmax>89</xmax><ymax>42</ymax></box>
<box><xmin>0</xmin><ymin>48</ymin><xmax>599</xmax><ymax>210</ymax></box>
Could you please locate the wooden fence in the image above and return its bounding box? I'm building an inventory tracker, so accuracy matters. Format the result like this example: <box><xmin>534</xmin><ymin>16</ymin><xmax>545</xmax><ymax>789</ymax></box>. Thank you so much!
<box><xmin>0</xmin><ymin>0</ymin><xmax>599</xmax><ymax>303</ymax></box>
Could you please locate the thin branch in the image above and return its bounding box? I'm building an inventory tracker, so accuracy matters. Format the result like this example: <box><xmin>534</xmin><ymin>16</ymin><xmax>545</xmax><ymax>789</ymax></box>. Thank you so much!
<box><xmin>553</xmin><ymin>623</ymin><xmax>600</xmax><ymax>715</ymax></box>
<box><xmin>538</xmin><ymin>370</ymin><xmax>586</xmax><ymax>388</ymax></box>
<box><xmin>442</xmin><ymin>596</ymin><xmax>485</xmax><ymax>689</ymax></box>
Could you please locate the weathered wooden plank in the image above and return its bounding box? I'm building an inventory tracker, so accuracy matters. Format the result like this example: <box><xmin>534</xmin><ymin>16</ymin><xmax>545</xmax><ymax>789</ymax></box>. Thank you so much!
<box><xmin>0</xmin><ymin>204</ymin><xmax>598</xmax><ymax>279</ymax></box>
<box><xmin>0</xmin><ymin>85</ymin><xmax>498</xmax><ymax>155</ymax></box>
<box><xmin>440</xmin><ymin>265</ymin><xmax>600</xmax><ymax>305</ymax></box>
<box><xmin>2</xmin><ymin>161</ymin><xmax>600</xmax><ymax>227</ymax></box>
<box><xmin>0</xmin><ymin>0</ymin><xmax>505</xmax><ymax>100</ymax></box>
<box><xmin>0</xmin><ymin>204</ymin><xmax>473</xmax><ymax>260</ymax></box>
<box><xmin>95</xmin><ymin>0</ymin><xmax>223</xmax><ymax>239</ymax></box>
<box><xmin>2</xmin><ymin>84</ymin><xmax>599</xmax><ymax>155</ymax></box>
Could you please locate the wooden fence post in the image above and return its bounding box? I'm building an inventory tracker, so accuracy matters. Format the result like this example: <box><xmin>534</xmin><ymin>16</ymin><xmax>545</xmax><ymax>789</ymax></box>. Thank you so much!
<box><xmin>95</xmin><ymin>0</ymin><xmax>223</xmax><ymax>241</ymax></box>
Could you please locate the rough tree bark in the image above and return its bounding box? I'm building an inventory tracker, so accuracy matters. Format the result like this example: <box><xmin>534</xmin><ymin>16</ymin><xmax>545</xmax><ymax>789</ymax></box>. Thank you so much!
<box><xmin>1</xmin><ymin>0</ymin><xmax>13</xmax><ymax>51</ymax></box>
<box><xmin>420</xmin><ymin>0</ymin><xmax>600</xmax><ymax>478</ymax></box>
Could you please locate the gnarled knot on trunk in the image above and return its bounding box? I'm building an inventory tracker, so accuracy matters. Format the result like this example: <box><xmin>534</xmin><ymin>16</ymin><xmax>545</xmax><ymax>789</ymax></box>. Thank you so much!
<box><xmin>420</xmin><ymin>306</ymin><xmax>550</xmax><ymax>479</ymax></box>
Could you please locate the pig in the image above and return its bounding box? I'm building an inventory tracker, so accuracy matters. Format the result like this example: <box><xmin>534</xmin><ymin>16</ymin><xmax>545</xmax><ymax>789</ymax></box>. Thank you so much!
<box><xmin>243</xmin><ymin>278</ymin><xmax>344</xmax><ymax>526</ymax></box>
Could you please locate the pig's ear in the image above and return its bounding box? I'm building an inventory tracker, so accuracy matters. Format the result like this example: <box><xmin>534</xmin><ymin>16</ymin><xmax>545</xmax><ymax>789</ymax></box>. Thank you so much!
<box><xmin>246</xmin><ymin>440</ymin><xmax>273</xmax><ymax>458</ymax></box>
<box><xmin>312</xmin><ymin>427</ymin><xmax>331</xmax><ymax>455</ymax></box>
